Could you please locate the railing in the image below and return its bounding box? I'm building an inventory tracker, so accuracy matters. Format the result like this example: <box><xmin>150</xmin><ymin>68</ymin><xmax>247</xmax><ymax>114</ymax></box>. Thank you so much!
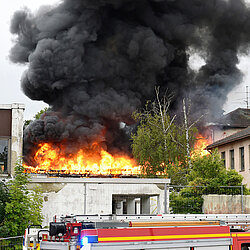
<box><xmin>0</xmin><ymin>236</ymin><xmax>23</xmax><ymax>250</ymax></box>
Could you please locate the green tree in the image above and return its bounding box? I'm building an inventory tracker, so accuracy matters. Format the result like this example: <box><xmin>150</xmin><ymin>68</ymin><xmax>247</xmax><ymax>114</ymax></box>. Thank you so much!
<box><xmin>131</xmin><ymin>89</ymin><xmax>196</xmax><ymax>184</ymax></box>
<box><xmin>0</xmin><ymin>181</ymin><xmax>9</xmax><ymax>224</ymax></box>
<box><xmin>132</xmin><ymin>111</ymin><xmax>194</xmax><ymax>183</ymax></box>
<box><xmin>188</xmin><ymin>150</ymin><xmax>246</xmax><ymax>192</ymax></box>
<box><xmin>29</xmin><ymin>186</ymin><xmax>44</xmax><ymax>225</ymax></box>
<box><xmin>33</xmin><ymin>107</ymin><xmax>48</xmax><ymax>120</ymax></box>
<box><xmin>170</xmin><ymin>150</ymin><xmax>249</xmax><ymax>213</ymax></box>
<box><xmin>1</xmin><ymin>161</ymin><xmax>43</xmax><ymax>237</ymax></box>
<box><xmin>24</xmin><ymin>107</ymin><xmax>49</xmax><ymax>129</ymax></box>
<box><xmin>23</xmin><ymin>119</ymin><xmax>32</xmax><ymax>129</ymax></box>
<box><xmin>0</xmin><ymin>181</ymin><xmax>10</xmax><ymax>237</ymax></box>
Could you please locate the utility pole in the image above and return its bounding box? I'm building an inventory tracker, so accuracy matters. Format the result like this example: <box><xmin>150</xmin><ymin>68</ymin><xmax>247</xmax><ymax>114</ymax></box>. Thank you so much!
<box><xmin>246</xmin><ymin>86</ymin><xmax>249</xmax><ymax>109</ymax></box>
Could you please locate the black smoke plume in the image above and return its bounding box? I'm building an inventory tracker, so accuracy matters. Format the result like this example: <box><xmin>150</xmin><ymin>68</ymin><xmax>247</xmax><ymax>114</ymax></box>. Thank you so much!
<box><xmin>10</xmin><ymin>0</ymin><xmax>250</xmax><ymax>164</ymax></box>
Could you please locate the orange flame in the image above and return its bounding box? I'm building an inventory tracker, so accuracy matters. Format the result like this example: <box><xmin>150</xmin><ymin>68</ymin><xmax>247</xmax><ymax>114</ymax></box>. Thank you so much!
<box><xmin>24</xmin><ymin>142</ymin><xmax>141</xmax><ymax>176</ymax></box>
<box><xmin>193</xmin><ymin>133</ymin><xmax>212</xmax><ymax>156</ymax></box>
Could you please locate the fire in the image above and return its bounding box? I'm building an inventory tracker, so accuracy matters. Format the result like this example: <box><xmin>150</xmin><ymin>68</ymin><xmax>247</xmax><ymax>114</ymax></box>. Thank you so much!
<box><xmin>24</xmin><ymin>143</ymin><xmax>141</xmax><ymax>176</ymax></box>
<box><xmin>193</xmin><ymin>133</ymin><xmax>212</xmax><ymax>156</ymax></box>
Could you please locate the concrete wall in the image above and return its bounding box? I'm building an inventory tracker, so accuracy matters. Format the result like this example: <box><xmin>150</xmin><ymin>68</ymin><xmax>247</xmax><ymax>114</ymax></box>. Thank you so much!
<box><xmin>203</xmin><ymin>194</ymin><xmax>250</xmax><ymax>214</ymax></box>
<box><xmin>10</xmin><ymin>104</ymin><xmax>25</xmax><ymax>175</ymax></box>
<box><xmin>28</xmin><ymin>178</ymin><xmax>170</xmax><ymax>226</ymax></box>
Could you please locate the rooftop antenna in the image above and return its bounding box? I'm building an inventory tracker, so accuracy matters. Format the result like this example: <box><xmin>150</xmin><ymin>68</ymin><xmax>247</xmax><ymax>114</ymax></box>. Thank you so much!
<box><xmin>246</xmin><ymin>86</ymin><xmax>249</xmax><ymax>109</ymax></box>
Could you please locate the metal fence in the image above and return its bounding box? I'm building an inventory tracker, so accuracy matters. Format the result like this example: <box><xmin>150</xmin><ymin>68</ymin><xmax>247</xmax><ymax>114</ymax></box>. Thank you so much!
<box><xmin>169</xmin><ymin>185</ymin><xmax>245</xmax><ymax>214</ymax></box>
<box><xmin>0</xmin><ymin>236</ymin><xmax>23</xmax><ymax>250</ymax></box>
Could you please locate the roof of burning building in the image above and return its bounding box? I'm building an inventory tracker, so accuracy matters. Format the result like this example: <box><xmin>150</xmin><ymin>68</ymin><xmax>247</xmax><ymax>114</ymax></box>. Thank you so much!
<box><xmin>207</xmin><ymin>126</ymin><xmax>250</xmax><ymax>150</ymax></box>
<box><xmin>211</xmin><ymin>108</ymin><xmax>250</xmax><ymax>128</ymax></box>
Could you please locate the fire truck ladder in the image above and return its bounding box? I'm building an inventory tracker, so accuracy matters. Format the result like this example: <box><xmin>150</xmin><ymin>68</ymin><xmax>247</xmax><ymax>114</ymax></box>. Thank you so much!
<box><xmin>60</xmin><ymin>214</ymin><xmax>250</xmax><ymax>230</ymax></box>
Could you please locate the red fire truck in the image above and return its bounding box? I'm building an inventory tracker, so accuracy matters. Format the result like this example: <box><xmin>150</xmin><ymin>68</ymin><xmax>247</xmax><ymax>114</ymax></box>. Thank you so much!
<box><xmin>23</xmin><ymin>214</ymin><xmax>250</xmax><ymax>250</ymax></box>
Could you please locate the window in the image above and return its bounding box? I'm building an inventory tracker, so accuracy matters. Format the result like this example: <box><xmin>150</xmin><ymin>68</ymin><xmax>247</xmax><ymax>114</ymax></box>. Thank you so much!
<box><xmin>249</xmin><ymin>145</ymin><xmax>250</xmax><ymax>170</ymax></box>
<box><xmin>241</xmin><ymin>243</ymin><xmax>250</xmax><ymax>249</ymax></box>
<box><xmin>230</xmin><ymin>150</ymin><xmax>234</xmax><ymax>170</ymax></box>
<box><xmin>240</xmin><ymin>147</ymin><xmax>245</xmax><ymax>172</ymax></box>
<box><xmin>221</xmin><ymin>152</ymin><xmax>226</xmax><ymax>167</ymax></box>
<box><xmin>0</xmin><ymin>139</ymin><xmax>9</xmax><ymax>174</ymax></box>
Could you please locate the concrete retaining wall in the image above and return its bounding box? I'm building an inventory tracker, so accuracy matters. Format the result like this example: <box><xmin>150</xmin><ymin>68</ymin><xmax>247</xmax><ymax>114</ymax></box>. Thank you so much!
<box><xmin>203</xmin><ymin>194</ymin><xmax>250</xmax><ymax>214</ymax></box>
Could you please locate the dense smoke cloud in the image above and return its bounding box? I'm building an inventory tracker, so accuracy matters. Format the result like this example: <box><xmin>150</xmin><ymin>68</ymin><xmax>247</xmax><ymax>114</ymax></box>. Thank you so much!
<box><xmin>10</xmin><ymin>0</ymin><xmax>250</xmax><ymax>163</ymax></box>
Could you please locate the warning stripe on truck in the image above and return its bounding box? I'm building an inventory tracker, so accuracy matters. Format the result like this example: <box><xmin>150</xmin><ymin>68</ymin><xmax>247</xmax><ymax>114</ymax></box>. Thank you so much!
<box><xmin>99</xmin><ymin>233</ymin><xmax>231</xmax><ymax>242</ymax></box>
<box><xmin>232</xmin><ymin>233</ymin><xmax>250</xmax><ymax>237</ymax></box>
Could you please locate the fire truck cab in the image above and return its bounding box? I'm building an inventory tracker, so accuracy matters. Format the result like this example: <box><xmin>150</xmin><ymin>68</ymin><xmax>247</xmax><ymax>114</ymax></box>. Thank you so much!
<box><xmin>232</xmin><ymin>232</ymin><xmax>250</xmax><ymax>250</ymax></box>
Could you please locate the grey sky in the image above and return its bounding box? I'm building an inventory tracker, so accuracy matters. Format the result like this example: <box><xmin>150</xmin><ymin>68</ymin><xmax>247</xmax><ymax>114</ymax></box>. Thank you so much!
<box><xmin>0</xmin><ymin>0</ymin><xmax>59</xmax><ymax>120</ymax></box>
<box><xmin>0</xmin><ymin>0</ymin><xmax>249</xmax><ymax>120</ymax></box>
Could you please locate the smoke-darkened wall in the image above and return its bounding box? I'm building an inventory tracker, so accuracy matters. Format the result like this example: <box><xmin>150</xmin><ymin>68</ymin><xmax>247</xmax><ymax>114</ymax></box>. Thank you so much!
<box><xmin>10</xmin><ymin>0</ymin><xmax>250</xmax><ymax>163</ymax></box>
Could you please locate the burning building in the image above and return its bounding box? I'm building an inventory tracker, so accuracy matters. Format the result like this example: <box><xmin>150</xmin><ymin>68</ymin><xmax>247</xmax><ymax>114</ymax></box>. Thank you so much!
<box><xmin>9</xmin><ymin>0</ymin><xmax>250</xmax><ymax>176</ymax></box>
<box><xmin>7</xmin><ymin>0</ymin><xmax>250</xmax><ymax>219</ymax></box>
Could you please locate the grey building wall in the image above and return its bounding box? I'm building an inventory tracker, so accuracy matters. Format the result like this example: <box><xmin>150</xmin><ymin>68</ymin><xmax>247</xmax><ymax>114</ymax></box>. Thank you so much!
<box><xmin>203</xmin><ymin>194</ymin><xmax>250</xmax><ymax>214</ymax></box>
<box><xmin>0</xmin><ymin>103</ymin><xmax>25</xmax><ymax>176</ymax></box>
<box><xmin>28</xmin><ymin>177</ymin><xmax>170</xmax><ymax>226</ymax></box>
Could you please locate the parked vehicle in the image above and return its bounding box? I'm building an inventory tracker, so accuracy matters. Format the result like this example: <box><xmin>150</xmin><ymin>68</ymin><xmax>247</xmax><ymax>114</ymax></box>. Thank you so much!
<box><xmin>23</xmin><ymin>214</ymin><xmax>250</xmax><ymax>250</ymax></box>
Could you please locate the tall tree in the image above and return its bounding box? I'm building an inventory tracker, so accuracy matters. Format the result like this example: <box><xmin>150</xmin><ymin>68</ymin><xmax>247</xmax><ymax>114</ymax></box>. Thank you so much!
<box><xmin>131</xmin><ymin>88</ymin><xmax>196</xmax><ymax>184</ymax></box>
<box><xmin>182</xmin><ymin>98</ymin><xmax>205</xmax><ymax>167</ymax></box>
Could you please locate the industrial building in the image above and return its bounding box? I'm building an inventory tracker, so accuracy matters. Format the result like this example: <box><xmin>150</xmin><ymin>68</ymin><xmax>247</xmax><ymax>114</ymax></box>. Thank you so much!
<box><xmin>28</xmin><ymin>177</ymin><xmax>170</xmax><ymax>226</ymax></box>
<box><xmin>0</xmin><ymin>103</ymin><xmax>25</xmax><ymax>176</ymax></box>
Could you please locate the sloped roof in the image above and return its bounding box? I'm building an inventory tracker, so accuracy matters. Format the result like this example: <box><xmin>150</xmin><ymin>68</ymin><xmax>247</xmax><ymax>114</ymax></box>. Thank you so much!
<box><xmin>207</xmin><ymin>126</ymin><xmax>250</xmax><ymax>149</ymax></box>
<box><xmin>214</xmin><ymin>108</ymin><xmax>250</xmax><ymax>128</ymax></box>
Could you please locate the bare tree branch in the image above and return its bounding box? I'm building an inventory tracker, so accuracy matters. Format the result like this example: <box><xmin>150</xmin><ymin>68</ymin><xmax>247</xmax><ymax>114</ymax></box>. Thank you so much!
<box><xmin>166</xmin><ymin>115</ymin><xmax>176</xmax><ymax>132</ymax></box>
<box><xmin>188</xmin><ymin>113</ymin><xmax>206</xmax><ymax>129</ymax></box>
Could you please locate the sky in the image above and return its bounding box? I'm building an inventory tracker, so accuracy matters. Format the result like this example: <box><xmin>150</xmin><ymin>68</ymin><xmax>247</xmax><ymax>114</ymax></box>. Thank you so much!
<box><xmin>0</xmin><ymin>0</ymin><xmax>249</xmax><ymax>120</ymax></box>
<box><xmin>0</xmin><ymin>0</ymin><xmax>60</xmax><ymax>120</ymax></box>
